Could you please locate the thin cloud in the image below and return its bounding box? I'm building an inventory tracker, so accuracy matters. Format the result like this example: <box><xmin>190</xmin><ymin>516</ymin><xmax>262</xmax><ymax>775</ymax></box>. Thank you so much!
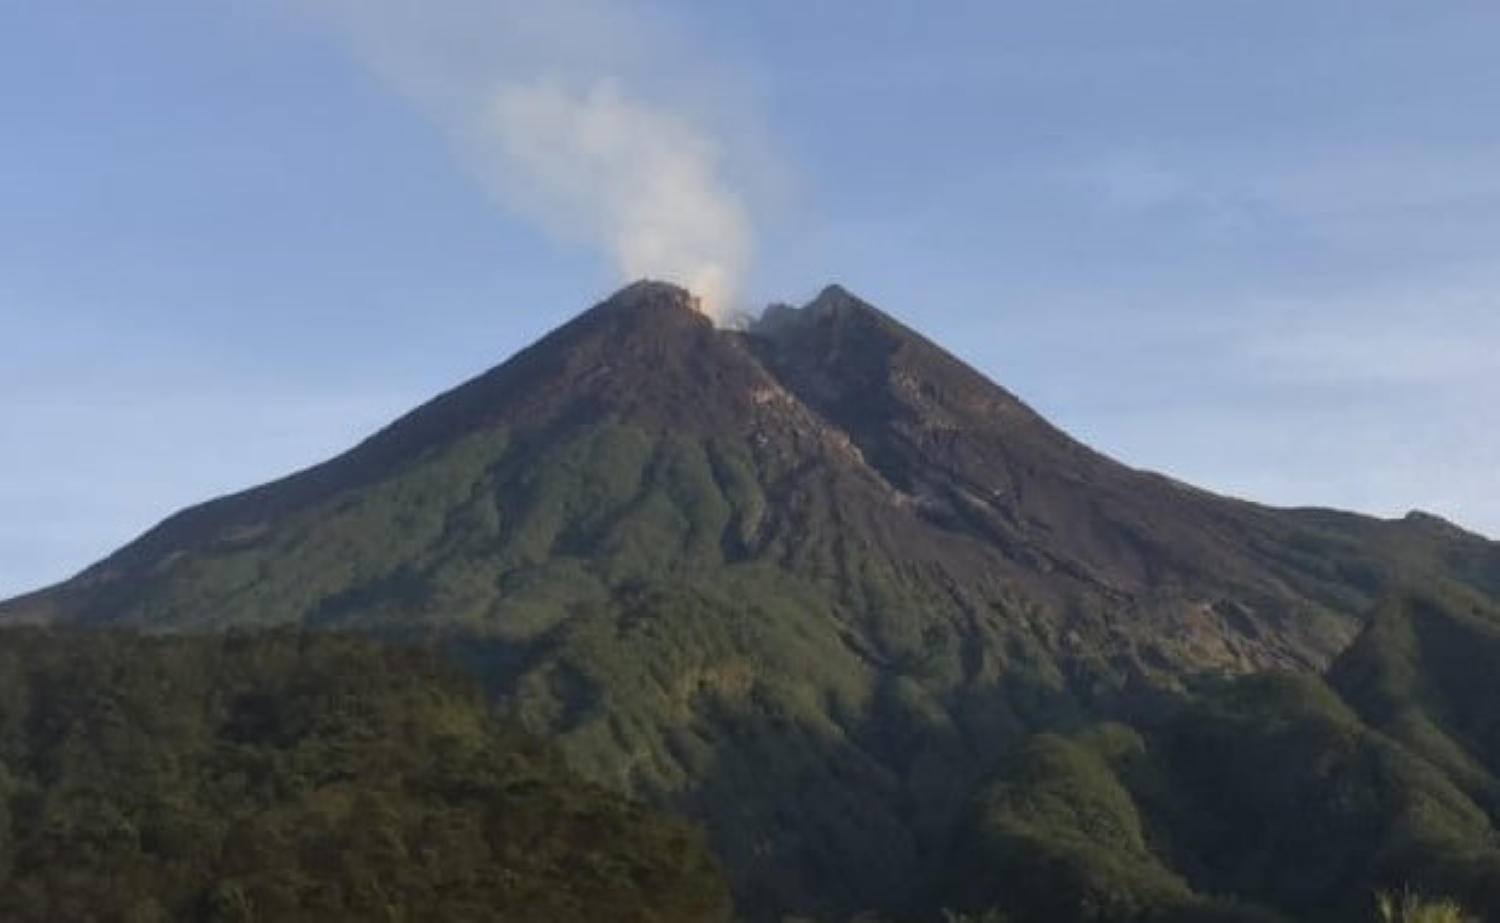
<box><xmin>1232</xmin><ymin>283</ymin><xmax>1500</xmax><ymax>388</ymax></box>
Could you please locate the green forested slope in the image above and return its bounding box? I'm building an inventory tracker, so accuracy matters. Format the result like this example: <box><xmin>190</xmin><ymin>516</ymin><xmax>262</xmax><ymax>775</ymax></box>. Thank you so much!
<box><xmin>0</xmin><ymin>629</ymin><xmax>729</xmax><ymax>923</ymax></box>
<box><xmin>932</xmin><ymin>594</ymin><xmax>1500</xmax><ymax>923</ymax></box>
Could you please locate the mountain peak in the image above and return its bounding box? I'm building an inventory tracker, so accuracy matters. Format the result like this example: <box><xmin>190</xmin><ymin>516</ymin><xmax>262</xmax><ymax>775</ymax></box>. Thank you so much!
<box><xmin>808</xmin><ymin>282</ymin><xmax>869</xmax><ymax>315</ymax></box>
<box><xmin>577</xmin><ymin>279</ymin><xmax>713</xmax><ymax>334</ymax></box>
<box><xmin>603</xmin><ymin>278</ymin><xmax>701</xmax><ymax>312</ymax></box>
<box><xmin>751</xmin><ymin>283</ymin><xmax>892</xmax><ymax>340</ymax></box>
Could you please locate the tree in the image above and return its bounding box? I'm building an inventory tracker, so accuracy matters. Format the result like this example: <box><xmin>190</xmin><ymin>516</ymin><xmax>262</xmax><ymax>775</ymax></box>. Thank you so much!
<box><xmin>1376</xmin><ymin>889</ymin><xmax>1473</xmax><ymax>923</ymax></box>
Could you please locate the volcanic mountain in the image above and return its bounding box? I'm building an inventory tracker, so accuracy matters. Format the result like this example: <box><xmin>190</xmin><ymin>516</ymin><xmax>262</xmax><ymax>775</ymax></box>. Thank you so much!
<box><xmin>4</xmin><ymin>281</ymin><xmax>1498</xmax><ymax>919</ymax></box>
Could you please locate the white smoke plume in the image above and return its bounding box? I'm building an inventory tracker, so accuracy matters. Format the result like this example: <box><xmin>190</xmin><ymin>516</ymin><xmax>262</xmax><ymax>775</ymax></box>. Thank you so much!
<box><xmin>275</xmin><ymin>0</ymin><xmax>758</xmax><ymax>322</ymax></box>
<box><xmin>484</xmin><ymin>79</ymin><xmax>749</xmax><ymax>315</ymax></box>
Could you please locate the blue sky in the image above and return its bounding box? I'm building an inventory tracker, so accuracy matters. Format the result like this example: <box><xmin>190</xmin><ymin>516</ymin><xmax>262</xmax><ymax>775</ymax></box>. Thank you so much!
<box><xmin>3</xmin><ymin>1</ymin><xmax>1498</xmax><ymax>597</ymax></box>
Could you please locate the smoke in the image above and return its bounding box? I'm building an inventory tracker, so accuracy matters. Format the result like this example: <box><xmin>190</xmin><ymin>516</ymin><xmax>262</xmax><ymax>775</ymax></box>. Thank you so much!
<box><xmin>276</xmin><ymin>0</ymin><xmax>759</xmax><ymax>322</ymax></box>
<box><xmin>483</xmin><ymin>79</ymin><xmax>749</xmax><ymax>315</ymax></box>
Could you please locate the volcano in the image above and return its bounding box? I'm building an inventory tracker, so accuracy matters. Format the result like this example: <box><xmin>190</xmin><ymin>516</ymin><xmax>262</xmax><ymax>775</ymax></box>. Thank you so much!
<box><xmin>4</xmin><ymin>281</ymin><xmax>1498</xmax><ymax>919</ymax></box>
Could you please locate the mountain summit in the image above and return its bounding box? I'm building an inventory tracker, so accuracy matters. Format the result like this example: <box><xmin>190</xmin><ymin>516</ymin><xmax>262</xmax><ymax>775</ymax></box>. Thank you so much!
<box><xmin>4</xmin><ymin>281</ymin><xmax>1498</xmax><ymax>917</ymax></box>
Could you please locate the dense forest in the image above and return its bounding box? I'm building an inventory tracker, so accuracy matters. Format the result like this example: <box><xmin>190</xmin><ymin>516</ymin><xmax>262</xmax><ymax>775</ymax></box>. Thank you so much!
<box><xmin>926</xmin><ymin>593</ymin><xmax>1500</xmax><ymax>923</ymax></box>
<box><xmin>1</xmin><ymin>593</ymin><xmax>1496</xmax><ymax>922</ymax></box>
<box><xmin>0</xmin><ymin>629</ymin><xmax>730</xmax><ymax>922</ymax></box>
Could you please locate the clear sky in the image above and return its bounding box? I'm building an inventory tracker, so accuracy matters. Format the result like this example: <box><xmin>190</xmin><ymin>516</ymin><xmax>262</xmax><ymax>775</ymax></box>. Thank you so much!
<box><xmin>3</xmin><ymin>1</ymin><xmax>1498</xmax><ymax>598</ymax></box>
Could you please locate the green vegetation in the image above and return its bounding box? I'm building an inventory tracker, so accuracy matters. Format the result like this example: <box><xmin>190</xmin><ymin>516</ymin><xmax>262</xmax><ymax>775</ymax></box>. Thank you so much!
<box><xmin>943</xmin><ymin>727</ymin><xmax>1192</xmax><ymax>920</ymax></box>
<box><xmin>29</xmin><ymin>417</ymin><xmax>1077</xmax><ymax>915</ymax></box>
<box><xmin>1376</xmin><ymin>889</ymin><xmax>1473</xmax><ymax>923</ymax></box>
<box><xmin>16</xmin><ymin>417</ymin><xmax>1500</xmax><ymax>921</ymax></box>
<box><xmin>931</xmin><ymin>594</ymin><xmax>1500</xmax><ymax>923</ymax></box>
<box><xmin>0</xmin><ymin>629</ymin><xmax>729</xmax><ymax>922</ymax></box>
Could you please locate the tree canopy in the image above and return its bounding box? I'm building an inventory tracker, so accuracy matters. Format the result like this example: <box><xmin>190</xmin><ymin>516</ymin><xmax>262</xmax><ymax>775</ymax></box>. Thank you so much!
<box><xmin>0</xmin><ymin>628</ymin><xmax>730</xmax><ymax>922</ymax></box>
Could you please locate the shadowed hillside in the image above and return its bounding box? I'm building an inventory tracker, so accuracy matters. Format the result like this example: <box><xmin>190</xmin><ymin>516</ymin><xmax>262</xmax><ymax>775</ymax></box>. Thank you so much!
<box><xmin>933</xmin><ymin>592</ymin><xmax>1500</xmax><ymax>923</ymax></box>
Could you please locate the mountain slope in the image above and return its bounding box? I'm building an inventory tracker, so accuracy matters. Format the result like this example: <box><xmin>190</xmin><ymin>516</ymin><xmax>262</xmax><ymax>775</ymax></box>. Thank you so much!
<box><xmin>3</xmin><ymin>281</ymin><xmax>1496</xmax><ymax>917</ymax></box>
<box><xmin>936</xmin><ymin>592</ymin><xmax>1500</xmax><ymax>923</ymax></box>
